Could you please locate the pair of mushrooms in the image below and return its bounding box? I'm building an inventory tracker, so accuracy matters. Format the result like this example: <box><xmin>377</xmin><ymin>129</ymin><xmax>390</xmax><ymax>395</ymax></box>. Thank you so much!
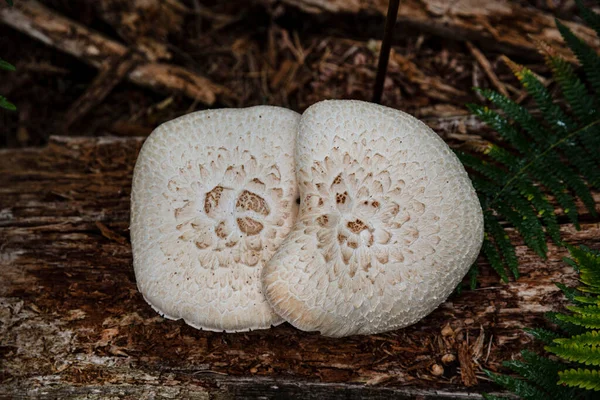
<box><xmin>130</xmin><ymin>100</ymin><xmax>484</xmax><ymax>337</ymax></box>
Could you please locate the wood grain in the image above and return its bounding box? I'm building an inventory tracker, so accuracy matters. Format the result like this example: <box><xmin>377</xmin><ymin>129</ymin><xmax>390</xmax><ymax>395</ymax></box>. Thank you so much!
<box><xmin>260</xmin><ymin>0</ymin><xmax>600</xmax><ymax>62</ymax></box>
<box><xmin>1</xmin><ymin>136</ymin><xmax>599</xmax><ymax>398</ymax></box>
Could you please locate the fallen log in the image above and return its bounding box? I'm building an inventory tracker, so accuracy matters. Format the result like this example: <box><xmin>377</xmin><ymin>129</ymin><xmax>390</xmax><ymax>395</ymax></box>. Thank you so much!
<box><xmin>1</xmin><ymin>136</ymin><xmax>599</xmax><ymax>397</ymax></box>
<box><xmin>0</xmin><ymin>0</ymin><xmax>229</xmax><ymax>105</ymax></box>
<box><xmin>259</xmin><ymin>0</ymin><xmax>600</xmax><ymax>62</ymax></box>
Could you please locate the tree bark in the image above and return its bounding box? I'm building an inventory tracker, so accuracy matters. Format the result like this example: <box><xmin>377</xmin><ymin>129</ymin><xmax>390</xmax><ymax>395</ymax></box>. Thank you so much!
<box><xmin>1</xmin><ymin>136</ymin><xmax>599</xmax><ymax>397</ymax></box>
<box><xmin>259</xmin><ymin>0</ymin><xmax>600</xmax><ymax>62</ymax></box>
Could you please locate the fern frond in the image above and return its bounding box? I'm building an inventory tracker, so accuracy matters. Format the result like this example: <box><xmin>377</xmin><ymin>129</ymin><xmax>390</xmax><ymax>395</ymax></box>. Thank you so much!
<box><xmin>504</xmin><ymin>59</ymin><xmax>576</xmax><ymax>134</ymax></box>
<box><xmin>476</xmin><ymin>88</ymin><xmax>596</xmax><ymax>216</ymax></box>
<box><xmin>488</xmin><ymin>245</ymin><xmax>600</xmax><ymax>399</ymax></box>
<box><xmin>567</xmin><ymin>305</ymin><xmax>600</xmax><ymax>315</ymax></box>
<box><xmin>542</xmin><ymin>50</ymin><xmax>597</xmax><ymax>124</ymax></box>
<box><xmin>503</xmin><ymin>350</ymin><xmax>566</xmax><ymax>395</ymax></box>
<box><xmin>576</xmin><ymin>0</ymin><xmax>600</xmax><ymax>37</ymax></box>
<box><xmin>0</xmin><ymin>58</ymin><xmax>15</xmax><ymax>71</ymax></box>
<box><xmin>485</xmin><ymin>212</ymin><xmax>519</xmax><ymax>279</ymax></box>
<box><xmin>553</xmin><ymin>330</ymin><xmax>600</xmax><ymax>347</ymax></box>
<box><xmin>573</xmin><ymin>296</ymin><xmax>600</xmax><ymax>305</ymax></box>
<box><xmin>556</xmin><ymin>282</ymin><xmax>579</xmax><ymax>302</ymax></box>
<box><xmin>0</xmin><ymin>96</ymin><xmax>16</xmax><ymax>111</ymax></box>
<box><xmin>546</xmin><ymin>311</ymin><xmax>587</xmax><ymax>335</ymax></box>
<box><xmin>568</xmin><ymin>245</ymin><xmax>600</xmax><ymax>288</ymax></box>
<box><xmin>495</xmin><ymin>191</ymin><xmax>548</xmax><ymax>257</ymax></box>
<box><xmin>467</xmin><ymin>105</ymin><xmax>532</xmax><ymax>152</ymax></box>
<box><xmin>546</xmin><ymin>343</ymin><xmax>600</xmax><ymax>366</ymax></box>
<box><xmin>556</xmin><ymin>19</ymin><xmax>600</xmax><ymax>100</ymax></box>
<box><xmin>524</xmin><ymin>327</ymin><xmax>560</xmax><ymax>344</ymax></box>
<box><xmin>578</xmin><ymin>286</ymin><xmax>600</xmax><ymax>295</ymax></box>
<box><xmin>484</xmin><ymin>369</ymin><xmax>549</xmax><ymax>399</ymax></box>
<box><xmin>556</xmin><ymin>313</ymin><xmax>600</xmax><ymax>329</ymax></box>
<box><xmin>482</xmin><ymin>236</ymin><xmax>509</xmax><ymax>283</ymax></box>
<box><xmin>558</xmin><ymin>368</ymin><xmax>600</xmax><ymax>391</ymax></box>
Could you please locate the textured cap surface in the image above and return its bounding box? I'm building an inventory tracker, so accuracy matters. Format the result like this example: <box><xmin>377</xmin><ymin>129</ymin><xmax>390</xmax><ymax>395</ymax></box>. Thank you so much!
<box><xmin>263</xmin><ymin>100</ymin><xmax>484</xmax><ymax>337</ymax></box>
<box><xmin>131</xmin><ymin>106</ymin><xmax>300</xmax><ymax>332</ymax></box>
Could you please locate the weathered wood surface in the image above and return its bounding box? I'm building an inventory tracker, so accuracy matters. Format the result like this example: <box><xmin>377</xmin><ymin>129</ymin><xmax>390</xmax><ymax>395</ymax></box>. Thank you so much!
<box><xmin>1</xmin><ymin>136</ymin><xmax>599</xmax><ymax>398</ymax></box>
<box><xmin>259</xmin><ymin>0</ymin><xmax>600</xmax><ymax>62</ymax></box>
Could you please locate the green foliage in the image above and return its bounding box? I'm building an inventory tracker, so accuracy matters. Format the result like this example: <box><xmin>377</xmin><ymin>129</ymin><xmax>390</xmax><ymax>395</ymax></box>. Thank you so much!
<box><xmin>485</xmin><ymin>246</ymin><xmax>600</xmax><ymax>398</ymax></box>
<box><xmin>1</xmin><ymin>0</ymin><xmax>16</xmax><ymax>111</ymax></box>
<box><xmin>458</xmin><ymin>1</ymin><xmax>600</xmax><ymax>286</ymax></box>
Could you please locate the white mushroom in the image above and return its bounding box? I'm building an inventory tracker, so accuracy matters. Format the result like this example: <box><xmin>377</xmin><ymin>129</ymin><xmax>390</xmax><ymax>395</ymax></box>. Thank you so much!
<box><xmin>262</xmin><ymin>100</ymin><xmax>483</xmax><ymax>337</ymax></box>
<box><xmin>131</xmin><ymin>106</ymin><xmax>300</xmax><ymax>332</ymax></box>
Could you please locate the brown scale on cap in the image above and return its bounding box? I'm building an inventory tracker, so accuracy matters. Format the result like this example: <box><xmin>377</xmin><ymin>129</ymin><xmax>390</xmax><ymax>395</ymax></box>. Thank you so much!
<box><xmin>335</xmin><ymin>191</ymin><xmax>348</xmax><ymax>204</ymax></box>
<box><xmin>237</xmin><ymin>217</ymin><xmax>264</xmax><ymax>236</ymax></box>
<box><xmin>332</xmin><ymin>173</ymin><xmax>343</xmax><ymax>185</ymax></box>
<box><xmin>236</xmin><ymin>190</ymin><xmax>270</xmax><ymax>216</ymax></box>
<box><xmin>347</xmin><ymin>219</ymin><xmax>368</xmax><ymax>234</ymax></box>
<box><xmin>316</xmin><ymin>215</ymin><xmax>329</xmax><ymax>227</ymax></box>
<box><xmin>204</xmin><ymin>186</ymin><xmax>224</xmax><ymax>215</ymax></box>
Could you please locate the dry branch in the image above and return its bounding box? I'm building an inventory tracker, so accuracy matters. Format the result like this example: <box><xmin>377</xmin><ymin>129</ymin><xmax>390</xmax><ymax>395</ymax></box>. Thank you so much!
<box><xmin>0</xmin><ymin>0</ymin><xmax>228</xmax><ymax>105</ymax></box>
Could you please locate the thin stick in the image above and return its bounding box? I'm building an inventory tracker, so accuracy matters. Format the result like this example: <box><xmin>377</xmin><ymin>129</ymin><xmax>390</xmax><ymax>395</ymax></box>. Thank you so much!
<box><xmin>372</xmin><ymin>0</ymin><xmax>400</xmax><ymax>104</ymax></box>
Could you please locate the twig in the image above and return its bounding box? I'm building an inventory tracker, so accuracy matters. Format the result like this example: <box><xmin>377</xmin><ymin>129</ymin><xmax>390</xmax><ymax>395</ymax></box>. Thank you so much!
<box><xmin>466</xmin><ymin>41</ymin><xmax>509</xmax><ymax>98</ymax></box>
<box><xmin>372</xmin><ymin>0</ymin><xmax>400</xmax><ymax>104</ymax></box>
<box><xmin>0</xmin><ymin>0</ymin><xmax>230</xmax><ymax>106</ymax></box>
<box><xmin>63</xmin><ymin>52</ymin><xmax>141</xmax><ymax>130</ymax></box>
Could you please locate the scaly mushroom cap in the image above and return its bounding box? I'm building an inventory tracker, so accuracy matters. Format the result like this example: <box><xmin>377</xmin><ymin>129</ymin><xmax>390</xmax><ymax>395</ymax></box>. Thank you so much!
<box><xmin>263</xmin><ymin>100</ymin><xmax>484</xmax><ymax>337</ymax></box>
<box><xmin>131</xmin><ymin>106</ymin><xmax>300</xmax><ymax>332</ymax></box>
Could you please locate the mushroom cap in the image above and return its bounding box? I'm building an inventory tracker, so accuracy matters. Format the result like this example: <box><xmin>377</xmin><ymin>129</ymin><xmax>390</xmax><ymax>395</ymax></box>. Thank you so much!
<box><xmin>263</xmin><ymin>100</ymin><xmax>484</xmax><ymax>337</ymax></box>
<box><xmin>131</xmin><ymin>106</ymin><xmax>300</xmax><ymax>332</ymax></box>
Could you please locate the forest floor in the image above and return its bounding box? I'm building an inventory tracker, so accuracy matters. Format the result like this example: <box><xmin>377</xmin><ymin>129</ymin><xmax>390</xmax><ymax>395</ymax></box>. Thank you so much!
<box><xmin>1</xmin><ymin>1</ymin><xmax>600</xmax><ymax>397</ymax></box>
<box><xmin>0</xmin><ymin>0</ymin><xmax>595</xmax><ymax>148</ymax></box>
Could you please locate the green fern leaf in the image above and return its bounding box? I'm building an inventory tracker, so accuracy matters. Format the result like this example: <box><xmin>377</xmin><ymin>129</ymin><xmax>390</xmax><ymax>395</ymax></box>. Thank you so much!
<box><xmin>469</xmin><ymin>263</ymin><xmax>479</xmax><ymax>290</ymax></box>
<box><xmin>476</xmin><ymin>87</ymin><xmax>557</xmax><ymax>145</ymax></box>
<box><xmin>0</xmin><ymin>96</ymin><xmax>16</xmax><ymax>111</ymax></box>
<box><xmin>467</xmin><ymin>105</ymin><xmax>532</xmax><ymax>152</ymax></box>
<box><xmin>546</xmin><ymin>343</ymin><xmax>600</xmax><ymax>366</ymax></box>
<box><xmin>545</xmin><ymin>55</ymin><xmax>597</xmax><ymax>124</ymax></box>
<box><xmin>524</xmin><ymin>327</ymin><xmax>560</xmax><ymax>344</ymax></box>
<box><xmin>578</xmin><ymin>286</ymin><xmax>600</xmax><ymax>295</ymax></box>
<box><xmin>556</xmin><ymin>313</ymin><xmax>600</xmax><ymax>329</ymax></box>
<box><xmin>0</xmin><ymin>58</ymin><xmax>15</xmax><ymax>72</ymax></box>
<box><xmin>485</xmin><ymin>212</ymin><xmax>519</xmax><ymax>278</ymax></box>
<box><xmin>558</xmin><ymin>368</ymin><xmax>600</xmax><ymax>391</ymax></box>
<box><xmin>553</xmin><ymin>330</ymin><xmax>600</xmax><ymax>347</ymax></box>
<box><xmin>556</xmin><ymin>19</ymin><xmax>600</xmax><ymax>100</ymax></box>
<box><xmin>503</xmin><ymin>350</ymin><xmax>567</xmax><ymax>397</ymax></box>
<box><xmin>482</xmin><ymin>237</ymin><xmax>509</xmax><ymax>283</ymax></box>
<box><xmin>573</xmin><ymin>296</ymin><xmax>600</xmax><ymax>305</ymax></box>
<box><xmin>567</xmin><ymin>305</ymin><xmax>600</xmax><ymax>315</ymax></box>
<box><xmin>484</xmin><ymin>369</ymin><xmax>549</xmax><ymax>399</ymax></box>
<box><xmin>568</xmin><ymin>246</ymin><xmax>600</xmax><ymax>289</ymax></box>
<box><xmin>456</xmin><ymin>151</ymin><xmax>508</xmax><ymax>185</ymax></box>
<box><xmin>508</xmin><ymin>62</ymin><xmax>600</xmax><ymax>187</ymax></box>
<box><xmin>496</xmin><ymin>191</ymin><xmax>548</xmax><ymax>257</ymax></box>
<box><xmin>576</xmin><ymin>0</ymin><xmax>600</xmax><ymax>37</ymax></box>
<box><xmin>556</xmin><ymin>282</ymin><xmax>579</xmax><ymax>302</ymax></box>
<box><xmin>546</xmin><ymin>311</ymin><xmax>587</xmax><ymax>335</ymax></box>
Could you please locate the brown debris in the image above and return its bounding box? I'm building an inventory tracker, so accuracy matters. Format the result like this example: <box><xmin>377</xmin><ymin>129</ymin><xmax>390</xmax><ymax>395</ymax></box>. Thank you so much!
<box><xmin>466</xmin><ymin>41</ymin><xmax>509</xmax><ymax>97</ymax></box>
<box><xmin>63</xmin><ymin>52</ymin><xmax>141</xmax><ymax>130</ymax></box>
<box><xmin>95</xmin><ymin>220</ymin><xmax>128</xmax><ymax>245</ymax></box>
<box><xmin>0</xmin><ymin>1</ymin><xmax>227</xmax><ymax>106</ymax></box>
<box><xmin>458</xmin><ymin>341</ymin><xmax>478</xmax><ymax>387</ymax></box>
